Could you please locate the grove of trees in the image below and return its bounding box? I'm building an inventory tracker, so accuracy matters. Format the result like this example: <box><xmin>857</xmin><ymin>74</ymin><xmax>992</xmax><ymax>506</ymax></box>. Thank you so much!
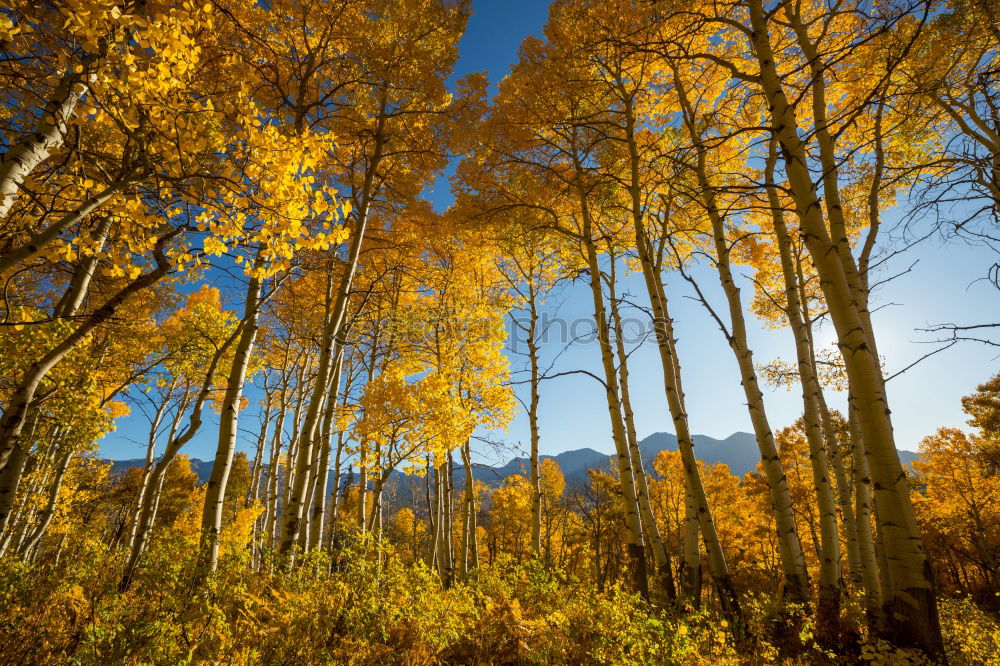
<box><xmin>0</xmin><ymin>0</ymin><xmax>998</xmax><ymax>663</ymax></box>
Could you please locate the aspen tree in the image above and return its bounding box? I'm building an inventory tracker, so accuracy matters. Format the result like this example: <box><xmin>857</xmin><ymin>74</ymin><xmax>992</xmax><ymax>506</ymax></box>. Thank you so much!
<box><xmin>739</xmin><ymin>0</ymin><xmax>943</xmax><ymax>652</ymax></box>
<box><xmin>199</xmin><ymin>256</ymin><xmax>266</xmax><ymax>573</ymax></box>
<box><xmin>309</xmin><ymin>352</ymin><xmax>345</xmax><ymax>551</ymax></box>
<box><xmin>460</xmin><ymin>27</ymin><xmax>654</xmax><ymax>598</ymax></box>
<box><xmin>279</xmin><ymin>0</ymin><xmax>470</xmax><ymax>552</ymax></box>
<box><xmin>573</xmin><ymin>150</ymin><xmax>650</xmax><ymax>599</ymax></box>
<box><xmin>120</xmin><ymin>293</ymin><xmax>242</xmax><ymax>591</ymax></box>
<box><xmin>669</xmin><ymin>63</ymin><xmax>812</xmax><ymax>608</ymax></box>
<box><xmin>494</xmin><ymin>238</ymin><xmax>561</xmax><ymax>559</ymax></box>
<box><xmin>606</xmin><ymin>250</ymin><xmax>676</xmax><ymax>602</ymax></box>
<box><xmin>0</xmin><ymin>0</ymin><xmax>346</xmax><ymax>484</ymax></box>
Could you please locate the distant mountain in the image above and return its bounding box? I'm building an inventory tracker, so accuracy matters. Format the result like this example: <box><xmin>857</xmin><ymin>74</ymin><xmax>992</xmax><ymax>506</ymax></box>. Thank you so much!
<box><xmin>106</xmin><ymin>432</ymin><xmax>921</xmax><ymax>488</ymax></box>
<box><xmin>110</xmin><ymin>457</ymin><xmax>214</xmax><ymax>485</ymax></box>
<box><xmin>476</xmin><ymin>447</ymin><xmax>612</xmax><ymax>485</ymax></box>
<box><xmin>633</xmin><ymin>431</ymin><xmax>921</xmax><ymax>479</ymax></box>
<box><xmin>638</xmin><ymin>431</ymin><xmax>762</xmax><ymax>477</ymax></box>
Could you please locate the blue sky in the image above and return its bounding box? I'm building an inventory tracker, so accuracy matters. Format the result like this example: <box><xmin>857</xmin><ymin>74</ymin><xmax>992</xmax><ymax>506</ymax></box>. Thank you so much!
<box><xmin>98</xmin><ymin>0</ymin><xmax>1000</xmax><ymax>465</ymax></box>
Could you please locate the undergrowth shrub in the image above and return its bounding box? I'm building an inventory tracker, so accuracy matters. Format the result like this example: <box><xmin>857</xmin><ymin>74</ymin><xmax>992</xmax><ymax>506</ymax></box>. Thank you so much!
<box><xmin>0</xmin><ymin>537</ymin><xmax>997</xmax><ymax>665</ymax></box>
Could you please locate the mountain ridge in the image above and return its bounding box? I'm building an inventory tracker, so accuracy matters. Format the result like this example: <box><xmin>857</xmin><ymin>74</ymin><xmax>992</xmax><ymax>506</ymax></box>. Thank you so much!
<box><xmin>108</xmin><ymin>431</ymin><xmax>920</xmax><ymax>487</ymax></box>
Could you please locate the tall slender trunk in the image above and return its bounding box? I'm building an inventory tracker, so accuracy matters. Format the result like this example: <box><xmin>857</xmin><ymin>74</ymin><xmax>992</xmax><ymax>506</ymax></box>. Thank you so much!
<box><xmin>607</xmin><ymin>255</ymin><xmax>676</xmax><ymax>603</ymax></box>
<box><xmin>761</xmin><ymin>142</ymin><xmax>842</xmax><ymax>627</ymax></box>
<box><xmin>469</xmin><ymin>473</ymin><xmax>480</xmax><ymax>570</ymax></box>
<box><xmin>199</xmin><ymin>258</ymin><xmax>265</xmax><ymax>574</ymax></box>
<box><xmin>249</xmin><ymin>403</ymin><xmax>272</xmax><ymax>507</ymax></box>
<box><xmin>327</xmin><ymin>430</ymin><xmax>345</xmax><ymax>550</ymax></box>
<box><xmin>280</xmin><ymin>364</ymin><xmax>309</xmax><ymax>527</ymax></box>
<box><xmin>127</xmin><ymin>385</ymin><xmax>178</xmax><ymax>551</ymax></box>
<box><xmin>619</xmin><ymin>130</ymin><xmax>743</xmax><ymax>629</ymax></box>
<box><xmin>782</xmin><ymin>287</ymin><xmax>843</xmax><ymax>637</ymax></box>
<box><xmin>442</xmin><ymin>454</ymin><xmax>454</xmax><ymax>586</ymax></box>
<box><xmin>816</xmin><ymin>390</ymin><xmax>863</xmax><ymax>590</ymax></box>
<box><xmin>526</xmin><ymin>281</ymin><xmax>543</xmax><ymax>558</ymax></box>
<box><xmin>0</xmin><ymin>410</ymin><xmax>38</xmax><ymax>539</ymax></box>
<box><xmin>18</xmin><ymin>448</ymin><xmax>72</xmax><ymax>558</ymax></box>
<box><xmin>279</xmin><ymin>105</ymin><xmax>385</xmax><ymax>555</ymax></box>
<box><xmin>850</xmin><ymin>397</ymin><xmax>885</xmax><ymax>628</ymax></box>
<box><xmin>433</xmin><ymin>461</ymin><xmax>447</xmax><ymax>581</ymax></box>
<box><xmin>298</xmin><ymin>472</ymin><xmax>315</xmax><ymax>552</ymax></box>
<box><xmin>5</xmin><ymin>427</ymin><xmax>61</xmax><ymax>553</ymax></box>
<box><xmin>357</xmin><ymin>447</ymin><xmax>368</xmax><ymax>534</ymax></box>
<box><xmin>675</xmin><ymin>81</ymin><xmax>811</xmax><ymax>606</ymax></box>
<box><xmin>120</xmin><ymin>320</ymin><xmax>241</xmax><ymax>591</ymax></box>
<box><xmin>681</xmin><ymin>488</ymin><xmax>702</xmax><ymax>607</ymax></box>
<box><xmin>265</xmin><ymin>402</ymin><xmax>286</xmax><ymax>552</ymax></box>
<box><xmin>428</xmin><ymin>458</ymin><xmax>439</xmax><ymax>570</ymax></box>
<box><xmin>365</xmin><ymin>470</ymin><xmax>386</xmax><ymax>534</ymax></box>
<box><xmin>310</xmin><ymin>352</ymin><xmax>343</xmax><ymax>550</ymax></box>
<box><xmin>460</xmin><ymin>439</ymin><xmax>476</xmax><ymax>577</ymax></box>
<box><xmin>248</xmin><ymin>401</ymin><xmax>272</xmax><ymax>568</ymax></box>
<box><xmin>746</xmin><ymin>2</ymin><xmax>943</xmax><ymax>654</ymax></box>
<box><xmin>574</xmin><ymin>171</ymin><xmax>648</xmax><ymax>598</ymax></box>
<box><xmin>0</xmin><ymin>230</ymin><xmax>178</xmax><ymax>471</ymax></box>
<box><xmin>374</xmin><ymin>486</ymin><xmax>383</xmax><ymax>554</ymax></box>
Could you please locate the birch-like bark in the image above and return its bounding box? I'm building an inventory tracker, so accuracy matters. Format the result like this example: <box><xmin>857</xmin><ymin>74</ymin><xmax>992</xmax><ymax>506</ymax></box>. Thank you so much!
<box><xmin>199</xmin><ymin>259</ymin><xmax>265</xmax><ymax>574</ymax></box>
<box><xmin>433</xmin><ymin>462</ymin><xmax>445</xmax><ymax>579</ymax></box>
<box><xmin>357</xmin><ymin>447</ymin><xmax>368</xmax><ymax>534</ymax></box>
<box><xmin>469</xmin><ymin>479</ymin><xmax>480</xmax><ymax>570</ymax></box>
<box><xmin>279</xmin><ymin>104</ymin><xmax>386</xmax><ymax>554</ymax></box>
<box><xmin>526</xmin><ymin>280</ymin><xmax>543</xmax><ymax>558</ymax></box>
<box><xmin>52</xmin><ymin>215</ymin><xmax>113</xmax><ymax>319</ymax></box>
<box><xmin>264</xmin><ymin>400</ymin><xmax>287</xmax><ymax>552</ymax></box>
<box><xmin>624</xmin><ymin>181</ymin><xmax>742</xmax><ymax>626</ymax></box>
<box><xmin>747</xmin><ymin>1</ymin><xmax>943</xmax><ymax>653</ymax></box>
<box><xmin>18</xmin><ymin>448</ymin><xmax>72</xmax><ymax>559</ymax></box>
<box><xmin>247</xmin><ymin>401</ymin><xmax>272</xmax><ymax>568</ymax></box>
<box><xmin>615</xmin><ymin>116</ymin><xmax>743</xmax><ymax>626</ymax></box>
<box><xmin>119</xmin><ymin>319</ymin><xmax>242</xmax><ymax>591</ymax></box>
<box><xmin>0</xmin><ymin>420</ymin><xmax>53</xmax><ymax>554</ymax></box>
<box><xmin>298</xmin><ymin>473</ymin><xmax>315</xmax><ymax>552</ymax></box>
<box><xmin>783</xmin><ymin>243</ymin><xmax>843</xmax><ymax>636</ymax></box>
<box><xmin>675</xmin><ymin>80</ymin><xmax>811</xmax><ymax>606</ymax></box>
<box><xmin>761</xmin><ymin>141</ymin><xmax>842</xmax><ymax>625</ymax></box>
<box><xmin>850</xmin><ymin>397</ymin><xmax>885</xmax><ymax>627</ymax></box>
<box><xmin>607</xmin><ymin>256</ymin><xmax>676</xmax><ymax>603</ymax></box>
<box><xmin>428</xmin><ymin>457</ymin><xmax>439</xmax><ymax>570</ymax></box>
<box><xmin>280</xmin><ymin>364</ymin><xmax>309</xmax><ymax>524</ymax></box>
<box><xmin>442</xmin><ymin>454</ymin><xmax>454</xmax><ymax>587</ymax></box>
<box><xmin>326</xmin><ymin>430</ymin><xmax>346</xmax><ymax>550</ymax></box>
<box><xmin>249</xmin><ymin>402</ymin><xmax>272</xmax><ymax>508</ymax></box>
<box><xmin>0</xmin><ymin>182</ymin><xmax>132</xmax><ymax>276</ymax></box>
<box><xmin>309</xmin><ymin>352</ymin><xmax>343</xmax><ymax>550</ymax></box>
<box><xmin>0</xmin><ymin>229</ymin><xmax>179</xmax><ymax>472</ymax></box>
<box><xmin>573</xmin><ymin>165</ymin><xmax>649</xmax><ymax>598</ymax></box>
<box><xmin>126</xmin><ymin>383</ymin><xmax>178</xmax><ymax>551</ymax></box>
<box><xmin>681</xmin><ymin>488</ymin><xmax>702</xmax><ymax>607</ymax></box>
<box><xmin>0</xmin><ymin>70</ymin><xmax>91</xmax><ymax>221</ymax></box>
<box><xmin>460</xmin><ymin>439</ymin><xmax>476</xmax><ymax>577</ymax></box>
<box><xmin>0</xmin><ymin>411</ymin><xmax>37</xmax><ymax>539</ymax></box>
<box><xmin>816</xmin><ymin>390</ymin><xmax>863</xmax><ymax>589</ymax></box>
<box><xmin>784</xmin><ymin>5</ymin><xmax>873</xmax><ymax>595</ymax></box>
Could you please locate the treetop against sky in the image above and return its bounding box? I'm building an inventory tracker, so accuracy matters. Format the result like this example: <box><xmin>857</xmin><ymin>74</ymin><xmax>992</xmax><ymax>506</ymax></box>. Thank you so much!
<box><xmin>90</xmin><ymin>0</ymin><xmax>1000</xmax><ymax>462</ymax></box>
